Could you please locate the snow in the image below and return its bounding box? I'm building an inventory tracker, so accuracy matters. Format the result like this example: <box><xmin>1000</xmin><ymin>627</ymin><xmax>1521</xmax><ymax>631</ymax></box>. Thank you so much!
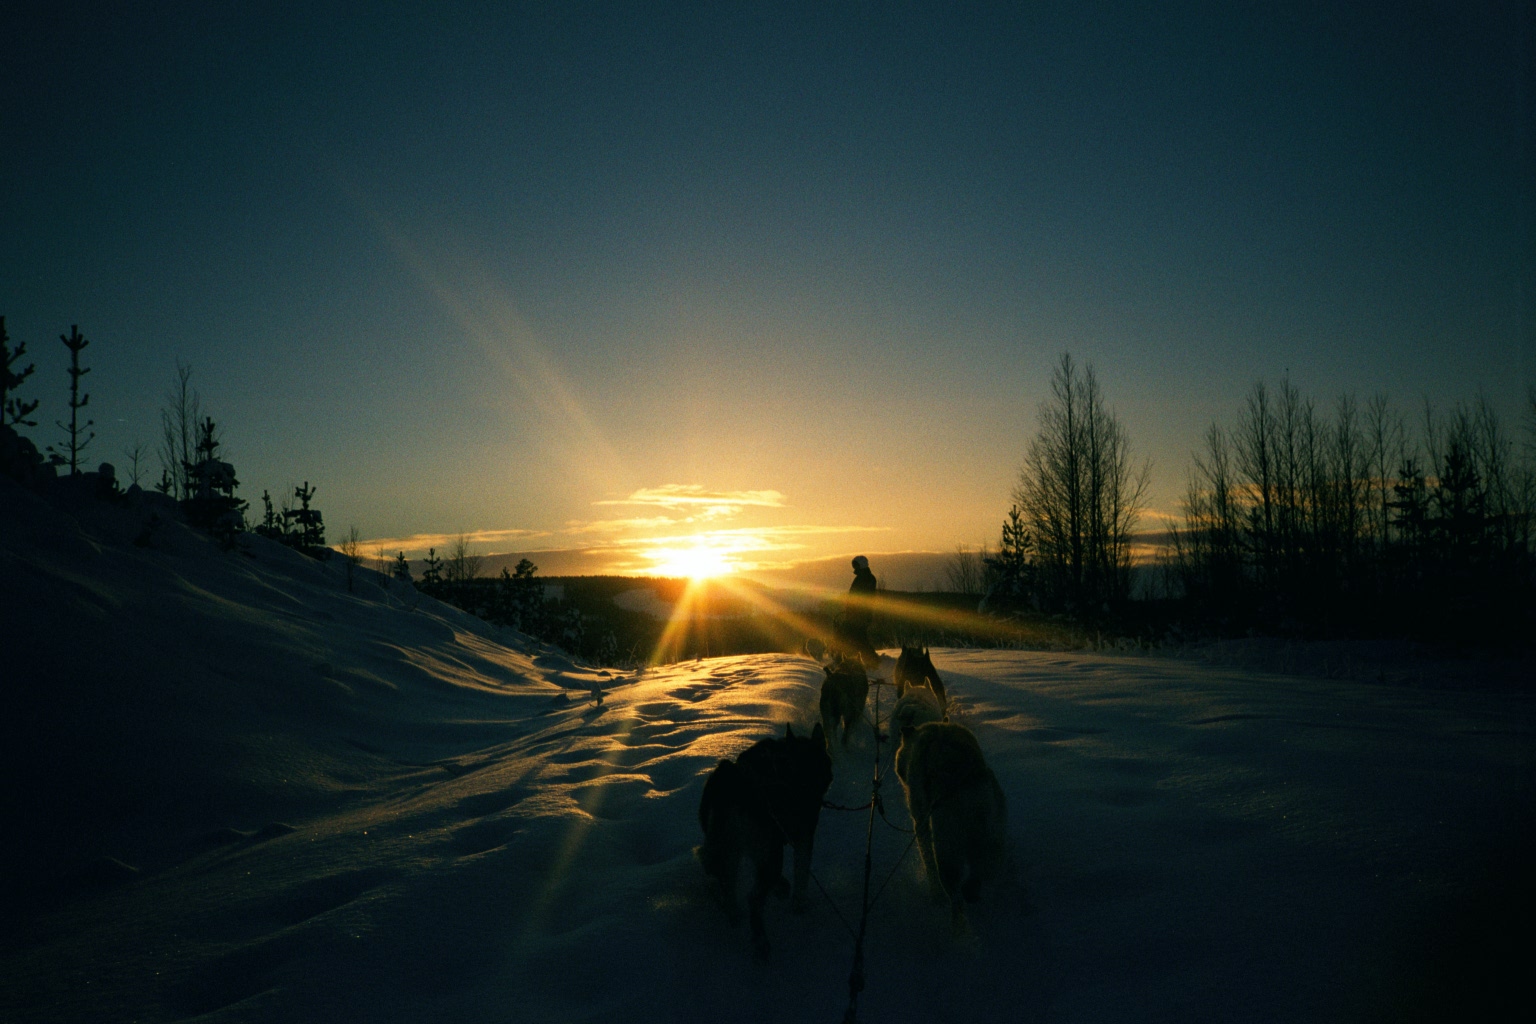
<box><xmin>2</xmin><ymin>473</ymin><xmax>1532</xmax><ymax>1022</ymax></box>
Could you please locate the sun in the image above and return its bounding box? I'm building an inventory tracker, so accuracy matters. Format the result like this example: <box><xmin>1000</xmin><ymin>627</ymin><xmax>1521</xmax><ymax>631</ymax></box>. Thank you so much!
<box><xmin>648</xmin><ymin>543</ymin><xmax>736</xmax><ymax>580</ymax></box>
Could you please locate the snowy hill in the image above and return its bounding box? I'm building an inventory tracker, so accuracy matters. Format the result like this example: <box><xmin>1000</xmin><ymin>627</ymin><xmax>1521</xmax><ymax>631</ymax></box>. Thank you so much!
<box><xmin>2</xmin><ymin>473</ymin><xmax>1532</xmax><ymax>1022</ymax></box>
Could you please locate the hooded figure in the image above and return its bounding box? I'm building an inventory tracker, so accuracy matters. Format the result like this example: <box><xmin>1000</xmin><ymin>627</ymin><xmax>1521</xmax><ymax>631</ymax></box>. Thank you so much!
<box><xmin>837</xmin><ymin>555</ymin><xmax>879</xmax><ymax>665</ymax></box>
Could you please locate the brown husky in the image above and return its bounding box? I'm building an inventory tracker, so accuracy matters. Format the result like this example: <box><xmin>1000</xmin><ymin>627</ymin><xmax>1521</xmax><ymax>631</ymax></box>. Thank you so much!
<box><xmin>819</xmin><ymin>656</ymin><xmax>869</xmax><ymax>749</ymax></box>
<box><xmin>894</xmin><ymin>645</ymin><xmax>947</xmax><ymax>709</ymax></box>
<box><xmin>894</xmin><ymin>721</ymin><xmax>1007</xmax><ymax>933</ymax></box>
<box><xmin>696</xmin><ymin>723</ymin><xmax>833</xmax><ymax>960</ymax></box>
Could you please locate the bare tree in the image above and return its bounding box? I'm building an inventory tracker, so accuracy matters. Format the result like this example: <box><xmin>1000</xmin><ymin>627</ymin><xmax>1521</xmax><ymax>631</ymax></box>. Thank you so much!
<box><xmin>340</xmin><ymin>525</ymin><xmax>362</xmax><ymax>592</ymax></box>
<box><xmin>1015</xmin><ymin>353</ymin><xmax>1149</xmax><ymax>613</ymax></box>
<box><xmin>446</xmin><ymin>533</ymin><xmax>483</xmax><ymax>584</ymax></box>
<box><xmin>122</xmin><ymin>440</ymin><xmax>150</xmax><ymax>488</ymax></box>
<box><xmin>1364</xmin><ymin>393</ymin><xmax>1405</xmax><ymax>556</ymax></box>
<box><xmin>944</xmin><ymin>543</ymin><xmax>987</xmax><ymax>595</ymax></box>
<box><xmin>1172</xmin><ymin>422</ymin><xmax>1244</xmax><ymax>605</ymax></box>
<box><xmin>1235</xmin><ymin>381</ymin><xmax>1277</xmax><ymax>584</ymax></box>
<box><xmin>158</xmin><ymin>361</ymin><xmax>200</xmax><ymax>500</ymax></box>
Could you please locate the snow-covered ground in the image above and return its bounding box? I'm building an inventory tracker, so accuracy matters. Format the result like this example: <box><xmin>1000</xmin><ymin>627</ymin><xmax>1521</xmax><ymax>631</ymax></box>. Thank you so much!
<box><xmin>2</xmin><ymin>474</ymin><xmax>1531</xmax><ymax>1022</ymax></box>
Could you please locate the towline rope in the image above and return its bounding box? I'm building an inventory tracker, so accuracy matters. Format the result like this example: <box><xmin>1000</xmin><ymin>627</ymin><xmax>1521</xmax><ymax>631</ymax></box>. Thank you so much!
<box><xmin>838</xmin><ymin>674</ymin><xmax>919</xmax><ymax>1024</ymax></box>
<box><xmin>755</xmin><ymin>670</ymin><xmax>927</xmax><ymax>1021</ymax></box>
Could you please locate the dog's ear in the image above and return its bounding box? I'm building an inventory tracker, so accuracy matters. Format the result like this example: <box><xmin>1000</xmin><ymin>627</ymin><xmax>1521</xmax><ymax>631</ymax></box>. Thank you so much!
<box><xmin>785</xmin><ymin>723</ymin><xmax>796</xmax><ymax>738</ymax></box>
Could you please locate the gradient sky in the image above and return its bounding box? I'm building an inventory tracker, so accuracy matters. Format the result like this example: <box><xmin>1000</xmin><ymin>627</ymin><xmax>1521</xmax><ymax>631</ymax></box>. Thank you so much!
<box><xmin>4</xmin><ymin>2</ymin><xmax>1531</xmax><ymax>577</ymax></box>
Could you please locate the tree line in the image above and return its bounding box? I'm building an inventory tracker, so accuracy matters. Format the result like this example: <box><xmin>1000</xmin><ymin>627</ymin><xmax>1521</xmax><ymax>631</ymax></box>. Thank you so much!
<box><xmin>402</xmin><ymin>548</ymin><xmax>621</xmax><ymax>662</ymax></box>
<box><xmin>1169</xmin><ymin>380</ymin><xmax>1536</xmax><ymax>640</ymax></box>
<box><xmin>976</xmin><ymin>353</ymin><xmax>1535</xmax><ymax>644</ymax></box>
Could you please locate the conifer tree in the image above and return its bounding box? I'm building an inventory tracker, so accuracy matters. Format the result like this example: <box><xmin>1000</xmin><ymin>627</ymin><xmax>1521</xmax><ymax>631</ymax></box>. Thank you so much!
<box><xmin>181</xmin><ymin>416</ymin><xmax>247</xmax><ymax>543</ymax></box>
<box><xmin>982</xmin><ymin>505</ymin><xmax>1035</xmax><ymax>610</ymax></box>
<box><xmin>49</xmin><ymin>325</ymin><xmax>94</xmax><ymax>474</ymax></box>
<box><xmin>255</xmin><ymin>490</ymin><xmax>281</xmax><ymax>538</ymax></box>
<box><xmin>393</xmin><ymin>551</ymin><xmax>413</xmax><ymax>583</ymax></box>
<box><xmin>509</xmin><ymin>557</ymin><xmax>545</xmax><ymax>628</ymax></box>
<box><xmin>419</xmin><ymin>548</ymin><xmax>444</xmax><ymax>593</ymax></box>
<box><xmin>1</xmin><ymin>316</ymin><xmax>39</xmax><ymax>428</ymax></box>
<box><xmin>282</xmin><ymin>481</ymin><xmax>325</xmax><ymax>549</ymax></box>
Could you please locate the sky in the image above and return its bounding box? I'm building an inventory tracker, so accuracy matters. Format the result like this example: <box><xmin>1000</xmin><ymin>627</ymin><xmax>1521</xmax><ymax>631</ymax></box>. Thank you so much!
<box><xmin>3</xmin><ymin>1</ymin><xmax>1531</xmax><ymax>580</ymax></box>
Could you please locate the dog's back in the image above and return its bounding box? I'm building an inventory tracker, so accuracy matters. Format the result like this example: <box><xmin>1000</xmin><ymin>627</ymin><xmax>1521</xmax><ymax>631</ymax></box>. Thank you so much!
<box><xmin>696</xmin><ymin>723</ymin><xmax>833</xmax><ymax>959</ymax></box>
<box><xmin>894</xmin><ymin>721</ymin><xmax>1006</xmax><ymax>932</ymax></box>
<box><xmin>894</xmin><ymin>646</ymin><xmax>947</xmax><ymax>708</ymax></box>
<box><xmin>819</xmin><ymin>657</ymin><xmax>869</xmax><ymax>747</ymax></box>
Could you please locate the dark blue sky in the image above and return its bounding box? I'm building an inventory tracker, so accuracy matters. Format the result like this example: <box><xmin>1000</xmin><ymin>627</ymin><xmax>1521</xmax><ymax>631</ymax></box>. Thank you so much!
<box><xmin>3</xmin><ymin>2</ymin><xmax>1530</xmax><ymax>571</ymax></box>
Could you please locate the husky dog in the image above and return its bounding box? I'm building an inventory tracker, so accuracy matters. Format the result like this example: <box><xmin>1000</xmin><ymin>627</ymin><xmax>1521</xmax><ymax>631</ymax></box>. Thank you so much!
<box><xmin>894</xmin><ymin>721</ymin><xmax>1007</xmax><ymax>933</ymax></box>
<box><xmin>894</xmin><ymin>646</ymin><xmax>947</xmax><ymax>709</ymax></box>
<box><xmin>890</xmin><ymin>684</ymin><xmax>945</xmax><ymax>736</ymax></box>
<box><xmin>819</xmin><ymin>656</ymin><xmax>869</xmax><ymax>748</ymax></box>
<box><xmin>696</xmin><ymin>723</ymin><xmax>833</xmax><ymax>960</ymax></box>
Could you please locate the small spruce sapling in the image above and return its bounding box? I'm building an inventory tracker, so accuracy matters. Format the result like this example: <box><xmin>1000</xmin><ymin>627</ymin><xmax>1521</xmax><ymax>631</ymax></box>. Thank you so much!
<box><xmin>282</xmin><ymin>481</ymin><xmax>325</xmax><ymax>551</ymax></box>
<box><xmin>1</xmin><ymin>316</ymin><xmax>40</xmax><ymax>428</ymax></box>
<box><xmin>393</xmin><ymin>551</ymin><xmax>413</xmax><ymax>583</ymax></box>
<box><xmin>181</xmin><ymin>416</ymin><xmax>247</xmax><ymax>545</ymax></box>
<box><xmin>48</xmin><ymin>325</ymin><xmax>94</xmax><ymax>474</ymax></box>
<box><xmin>419</xmin><ymin>548</ymin><xmax>444</xmax><ymax>594</ymax></box>
<box><xmin>255</xmin><ymin>490</ymin><xmax>282</xmax><ymax>539</ymax></box>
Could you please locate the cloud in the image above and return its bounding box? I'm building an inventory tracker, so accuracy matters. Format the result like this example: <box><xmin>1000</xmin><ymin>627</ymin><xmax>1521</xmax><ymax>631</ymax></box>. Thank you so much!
<box><xmin>361</xmin><ymin>528</ymin><xmax>550</xmax><ymax>556</ymax></box>
<box><xmin>365</xmin><ymin>479</ymin><xmax>890</xmax><ymax>574</ymax></box>
<box><xmin>562</xmin><ymin>516</ymin><xmax>681</xmax><ymax>535</ymax></box>
<box><xmin>594</xmin><ymin>485</ymin><xmax>787</xmax><ymax>516</ymax></box>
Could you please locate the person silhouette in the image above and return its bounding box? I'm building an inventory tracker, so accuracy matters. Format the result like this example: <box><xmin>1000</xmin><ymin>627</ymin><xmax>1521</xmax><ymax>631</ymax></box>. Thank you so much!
<box><xmin>837</xmin><ymin>555</ymin><xmax>879</xmax><ymax>667</ymax></box>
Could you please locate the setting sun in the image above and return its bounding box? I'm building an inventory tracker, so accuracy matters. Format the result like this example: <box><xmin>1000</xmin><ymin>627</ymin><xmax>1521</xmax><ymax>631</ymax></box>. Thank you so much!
<box><xmin>646</xmin><ymin>542</ymin><xmax>738</xmax><ymax>580</ymax></box>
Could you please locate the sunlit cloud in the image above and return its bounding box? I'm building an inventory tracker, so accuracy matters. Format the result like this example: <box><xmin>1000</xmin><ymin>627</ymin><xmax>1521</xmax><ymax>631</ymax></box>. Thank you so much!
<box><xmin>562</xmin><ymin>516</ymin><xmax>681</xmax><ymax>535</ymax></box>
<box><xmin>360</xmin><ymin>528</ymin><xmax>550</xmax><ymax>557</ymax></box>
<box><xmin>361</xmin><ymin>481</ymin><xmax>891</xmax><ymax>578</ymax></box>
<box><xmin>595</xmin><ymin>484</ymin><xmax>786</xmax><ymax>519</ymax></box>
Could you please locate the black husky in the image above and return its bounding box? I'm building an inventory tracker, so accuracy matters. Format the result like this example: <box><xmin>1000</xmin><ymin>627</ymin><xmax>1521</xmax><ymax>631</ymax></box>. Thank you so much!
<box><xmin>894</xmin><ymin>645</ymin><xmax>947</xmax><ymax>709</ymax></box>
<box><xmin>819</xmin><ymin>656</ymin><xmax>870</xmax><ymax>749</ymax></box>
<box><xmin>696</xmin><ymin>723</ymin><xmax>833</xmax><ymax>959</ymax></box>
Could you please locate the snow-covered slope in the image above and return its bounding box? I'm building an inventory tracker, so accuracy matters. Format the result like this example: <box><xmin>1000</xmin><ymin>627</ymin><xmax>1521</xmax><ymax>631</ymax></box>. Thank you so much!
<box><xmin>3</xmin><ymin>475</ymin><xmax>1531</xmax><ymax>1022</ymax></box>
